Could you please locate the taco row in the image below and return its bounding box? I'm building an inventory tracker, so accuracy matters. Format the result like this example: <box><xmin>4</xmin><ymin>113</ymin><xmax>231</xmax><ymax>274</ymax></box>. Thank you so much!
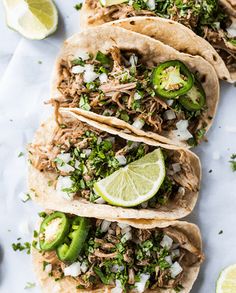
<box><xmin>26</xmin><ymin>13</ymin><xmax>224</xmax><ymax>292</ymax></box>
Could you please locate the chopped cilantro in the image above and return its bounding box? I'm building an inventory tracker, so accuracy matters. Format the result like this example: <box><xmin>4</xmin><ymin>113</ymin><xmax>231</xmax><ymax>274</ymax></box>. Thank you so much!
<box><xmin>12</xmin><ymin>241</ymin><xmax>31</xmax><ymax>254</ymax></box>
<box><xmin>18</xmin><ymin>152</ymin><xmax>24</xmax><ymax>157</ymax></box>
<box><xmin>229</xmin><ymin>153</ymin><xmax>236</xmax><ymax>172</ymax></box>
<box><xmin>71</xmin><ymin>58</ymin><xmax>85</xmax><ymax>66</ymax></box>
<box><xmin>24</xmin><ymin>282</ymin><xmax>36</xmax><ymax>289</ymax></box>
<box><xmin>79</xmin><ymin>94</ymin><xmax>91</xmax><ymax>111</ymax></box>
<box><xmin>74</xmin><ymin>3</ymin><xmax>82</xmax><ymax>10</ymax></box>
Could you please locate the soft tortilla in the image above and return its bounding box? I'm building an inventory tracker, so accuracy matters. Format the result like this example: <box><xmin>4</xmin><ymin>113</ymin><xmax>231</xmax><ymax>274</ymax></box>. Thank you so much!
<box><xmin>28</xmin><ymin>111</ymin><xmax>201</xmax><ymax>220</ymax></box>
<box><xmin>32</xmin><ymin>218</ymin><xmax>203</xmax><ymax>293</ymax></box>
<box><xmin>80</xmin><ymin>1</ymin><xmax>235</xmax><ymax>82</ymax></box>
<box><xmin>51</xmin><ymin>26</ymin><xmax>219</xmax><ymax>147</ymax></box>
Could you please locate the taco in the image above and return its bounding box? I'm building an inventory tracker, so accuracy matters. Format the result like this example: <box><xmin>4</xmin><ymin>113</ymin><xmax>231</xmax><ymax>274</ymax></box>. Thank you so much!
<box><xmin>80</xmin><ymin>0</ymin><xmax>236</xmax><ymax>82</ymax></box>
<box><xmin>32</xmin><ymin>211</ymin><xmax>203</xmax><ymax>292</ymax></box>
<box><xmin>50</xmin><ymin>26</ymin><xmax>219</xmax><ymax>147</ymax></box>
<box><xmin>28</xmin><ymin>111</ymin><xmax>201</xmax><ymax>220</ymax></box>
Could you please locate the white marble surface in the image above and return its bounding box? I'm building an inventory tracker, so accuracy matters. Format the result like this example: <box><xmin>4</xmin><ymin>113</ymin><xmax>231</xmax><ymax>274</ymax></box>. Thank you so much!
<box><xmin>0</xmin><ymin>2</ymin><xmax>236</xmax><ymax>293</ymax></box>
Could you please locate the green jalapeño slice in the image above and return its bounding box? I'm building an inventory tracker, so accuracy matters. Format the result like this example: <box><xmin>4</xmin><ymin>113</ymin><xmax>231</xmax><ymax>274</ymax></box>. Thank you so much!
<box><xmin>39</xmin><ymin>212</ymin><xmax>70</xmax><ymax>251</ymax></box>
<box><xmin>152</xmin><ymin>60</ymin><xmax>193</xmax><ymax>99</ymax></box>
<box><xmin>179</xmin><ymin>79</ymin><xmax>206</xmax><ymax>111</ymax></box>
<box><xmin>57</xmin><ymin>217</ymin><xmax>90</xmax><ymax>263</ymax></box>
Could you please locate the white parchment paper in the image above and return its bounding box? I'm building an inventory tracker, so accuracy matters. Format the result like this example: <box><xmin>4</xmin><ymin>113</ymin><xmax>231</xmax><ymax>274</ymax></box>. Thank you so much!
<box><xmin>0</xmin><ymin>2</ymin><xmax>236</xmax><ymax>292</ymax></box>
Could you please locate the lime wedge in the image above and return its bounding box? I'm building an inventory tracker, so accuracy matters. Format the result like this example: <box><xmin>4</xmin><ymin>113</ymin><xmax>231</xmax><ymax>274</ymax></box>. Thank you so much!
<box><xmin>216</xmin><ymin>264</ymin><xmax>236</xmax><ymax>293</ymax></box>
<box><xmin>94</xmin><ymin>149</ymin><xmax>166</xmax><ymax>207</ymax></box>
<box><xmin>99</xmin><ymin>0</ymin><xmax>127</xmax><ymax>7</ymax></box>
<box><xmin>3</xmin><ymin>0</ymin><xmax>58</xmax><ymax>40</ymax></box>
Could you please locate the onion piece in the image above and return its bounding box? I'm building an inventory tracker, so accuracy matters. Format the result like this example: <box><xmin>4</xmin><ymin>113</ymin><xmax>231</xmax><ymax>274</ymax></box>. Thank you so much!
<box><xmin>129</xmin><ymin>54</ymin><xmax>138</xmax><ymax>67</ymax></box>
<box><xmin>134</xmin><ymin>92</ymin><xmax>142</xmax><ymax>100</ymax></box>
<box><xmin>172</xmin><ymin>163</ymin><xmax>181</xmax><ymax>173</ymax></box>
<box><xmin>100</xmin><ymin>220</ymin><xmax>111</xmax><ymax>233</ymax></box>
<box><xmin>115</xmin><ymin>155</ymin><xmax>127</xmax><ymax>166</ymax></box>
<box><xmin>171</xmin><ymin>249</ymin><xmax>180</xmax><ymax>259</ymax></box>
<box><xmin>64</xmin><ymin>262</ymin><xmax>81</xmax><ymax>277</ymax></box>
<box><xmin>132</xmin><ymin>118</ymin><xmax>145</xmax><ymax>130</ymax></box>
<box><xmin>134</xmin><ymin>273</ymin><xmax>150</xmax><ymax>293</ymax></box>
<box><xmin>121</xmin><ymin>231</ymin><xmax>132</xmax><ymax>242</ymax></box>
<box><xmin>146</xmin><ymin>0</ymin><xmax>155</xmax><ymax>10</ymax></box>
<box><xmin>81</xmin><ymin>261</ymin><xmax>88</xmax><ymax>273</ymax></box>
<box><xmin>76</xmin><ymin>51</ymin><xmax>90</xmax><ymax>61</ymax></box>
<box><xmin>165</xmin><ymin>255</ymin><xmax>173</xmax><ymax>265</ymax></box>
<box><xmin>226</xmin><ymin>22</ymin><xmax>236</xmax><ymax>37</ymax></box>
<box><xmin>118</xmin><ymin>223</ymin><xmax>130</xmax><ymax>229</ymax></box>
<box><xmin>164</xmin><ymin>110</ymin><xmax>176</xmax><ymax>120</ymax></box>
<box><xmin>83</xmin><ymin>64</ymin><xmax>99</xmax><ymax>83</ymax></box>
<box><xmin>111</xmin><ymin>280</ymin><xmax>123</xmax><ymax>293</ymax></box>
<box><xmin>45</xmin><ymin>263</ymin><xmax>52</xmax><ymax>273</ymax></box>
<box><xmin>99</xmin><ymin>73</ymin><xmax>108</xmax><ymax>83</ymax></box>
<box><xmin>172</xmin><ymin>119</ymin><xmax>192</xmax><ymax>141</ymax></box>
<box><xmin>111</xmin><ymin>265</ymin><xmax>124</xmax><ymax>273</ymax></box>
<box><xmin>170</xmin><ymin>262</ymin><xmax>183</xmax><ymax>278</ymax></box>
<box><xmin>56</xmin><ymin>176</ymin><xmax>75</xmax><ymax>200</ymax></box>
<box><xmin>56</xmin><ymin>153</ymin><xmax>72</xmax><ymax>164</ymax></box>
<box><xmin>160</xmin><ymin>235</ymin><xmax>173</xmax><ymax>249</ymax></box>
<box><xmin>71</xmin><ymin>65</ymin><xmax>85</xmax><ymax>74</ymax></box>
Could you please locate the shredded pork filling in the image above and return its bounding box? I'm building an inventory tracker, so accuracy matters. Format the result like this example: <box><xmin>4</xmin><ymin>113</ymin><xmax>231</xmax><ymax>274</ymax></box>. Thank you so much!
<box><xmin>29</xmin><ymin>117</ymin><xmax>198</xmax><ymax>207</ymax></box>
<box><xmin>39</xmin><ymin>217</ymin><xmax>203</xmax><ymax>291</ymax></box>
<box><xmin>52</xmin><ymin>47</ymin><xmax>207</xmax><ymax>144</ymax></box>
<box><xmin>86</xmin><ymin>0</ymin><xmax>236</xmax><ymax>73</ymax></box>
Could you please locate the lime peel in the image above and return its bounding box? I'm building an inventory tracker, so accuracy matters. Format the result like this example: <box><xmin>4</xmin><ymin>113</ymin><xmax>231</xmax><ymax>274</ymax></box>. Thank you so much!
<box><xmin>94</xmin><ymin>148</ymin><xmax>166</xmax><ymax>207</ymax></box>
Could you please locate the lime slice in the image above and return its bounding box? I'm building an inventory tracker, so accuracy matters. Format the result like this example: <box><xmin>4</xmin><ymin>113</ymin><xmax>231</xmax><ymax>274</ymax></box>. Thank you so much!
<box><xmin>216</xmin><ymin>264</ymin><xmax>236</xmax><ymax>293</ymax></box>
<box><xmin>3</xmin><ymin>0</ymin><xmax>58</xmax><ymax>40</ymax></box>
<box><xmin>99</xmin><ymin>0</ymin><xmax>127</xmax><ymax>7</ymax></box>
<box><xmin>94</xmin><ymin>149</ymin><xmax>166</xmax><ymax>207</ymax></box>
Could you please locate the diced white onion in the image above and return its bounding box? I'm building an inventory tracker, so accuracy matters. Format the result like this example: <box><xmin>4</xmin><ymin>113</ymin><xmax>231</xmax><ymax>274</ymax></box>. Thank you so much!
<box><xmin>99</xmin><ymin>73</ymin><xmax>108</xmax><ymax>83</ymax></box>
<box><xmin>74</xmin><ymin>160</ymin><xmax>80</xmax><ymax>169</ymax></box>
<box><xmin>118</xmin><ymin>222</ymin><xmax>130</xmax><ymax>229</ymax></box>
<box><xmin>94</xmin><ymin>197</ymin><xmax>106</xmax><ymax>204</ymax></box>
<box><xmin>173</xmin><ymin>119</ymin><xmax>192</xmax><ymax>141</ymax></box>
<box><xmin>18</xmin><ymin>220</ymin><xmax>31</xmax><ymax>235</ymax></box>
<box><xmin>121</xmin><ymin>231</ymin><xmax>132</xmax><ymax>242</ymax></box>
<box><xmin>115</xmin><ymin>155</ymin><xmax>127</xmax><ymax>166</ymax></box>
<box><xmin>57</xmin><ymin>153</ymin><xmax>72</xmax><ymax>164</ymax></box>
<box><xmin>18</xmin><ymin>192</ymin><xmax>30</xmax><ymax>202</ymax></box>
<box><xmin>165</xmin><ymin>255</ymin><xmax>173</xmax><ymax>265</ymax></box>
<box><xmin>134</xmin><ymin>92</ymin><xmax>142</xmax><ymax>100</ymax></box>
<box><xmin>172</xmin><ymin>163</ymin><xmax>181</xmax><ymax>173</ymax></box>
<box><xmin>64</xmin><ymin>262</ymin><xmax>81</xmax><ymax>277</ymax></box>
<box><xmin>111</xmin><ymin>279</ymin><xmax>123</xmax><ymax>293</ymax></box>
<box><xmin>129</xmin><ymin>54</ymin><xmax>138</xmax><ymax>67</ymax></box>
<box><xmin>166</xmin><ymin>99</ymin><xmax>174</xmax><ymax>106</ymax></box>
<box><xmin>57</xmin><ymin>163</ymin><xmax>75</xmax><ymax>173</ymax></box>
<box><xmin>81</xmin><ymin>261</ymin><xmax>88</xmax><ymax>273</ymax></box>
<box><xmin>170</xmin><ymin>262</ymin><xmax>183</xmax><ymax>278</ymax></box>
<box><xmin>132</xmin><ymin>118</ymin><xmax>145</xmax><ymax>130</ymax></box>
<box><xmin>76</xmin><ymin>51</ymin><xmax>90</xmax><ymax>61</ymax></box>
<box><xmin>45</xmin><ymin>263</ymin><xmax>52</xmax><ymax>273</ymax></box>
<box><xmin>71</xmin><ymin>65</ymin><xmax>85</xmax><ymax>74</ymax></box>
<box><xmin>146</xmin><ymin>0</ymin><xmax>155</xmax><ymax>10</ymax></box>
<box><xmin>56</xmin><ymin>176</ymin><xmax>75</xmax><ymax>200</ymax></box>
<box><xmin>164</xmin><ymin>110</ymin><xmax>176</xmax><ymax>120</ymax></box>
<box><xmin>134</xmin><ymin>273</ymin><xmax>150</xmax><ymax>293</ymax></box>
<box><xmin>160</xmin><ymin>235</ymin><xmax>173</xmax><ymax>249</ymax></box>
<box><xmin>111</xmin><ymin>265</ymin><xmax>124</xmax><ymax>273</ymax></box>
<box><xmin>212</xmin><ymin>151</ymin><xmax>220</xmax><ymax>160</ymax></box>
<box><xmin>100</xmin><ymin>220</ymin><xmax>111</xmax><ymax>233</ymax></box>
<box><xmin>176</xmin><ymin>120</ymin><xmax>188</xmax><ymax>131</ymax></box>
<box><xmin>171</xmin><ymin>249</ymin><xmax>180</xmax><ymax>259</ymax></box>
<box><xmin>83</xmin><ymin>64</ymin><xmax>99</xmax><ymax>83</ymax></box>
<box><xmin>107</xmin><ymin>136</ymin><xmax>115</xmax><ymax>144</ymax></box>
<box><xmin>178</xmin><ymin>187</ymin><xmax>185</xmax><ymax>196</ymax></box>
<box><xmin>121</xmin><ymin>225</ymin><xmax>131</xmax><ymax>235</ymax></box>
<box><xmin>97</xmin><ymin>137</ymin><xmax>102</xmax><ymax>144</ymax></box>
<box><xmin>83</xmin><ymin>149</ymin><xmax>92</xmax><ymax>157</ymax></box>
<box><xmin>226</xmin><ymin>22</ymin><xmax>236</xmax><ymax>37</ymax></box>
